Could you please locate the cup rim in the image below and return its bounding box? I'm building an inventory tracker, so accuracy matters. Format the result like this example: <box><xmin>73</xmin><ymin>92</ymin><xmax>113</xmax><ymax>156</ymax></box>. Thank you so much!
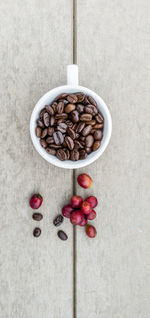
<box><xmin>30</xmin><ymin>85</ymin><xmax>112</xmax><ymax>169</ymax></box>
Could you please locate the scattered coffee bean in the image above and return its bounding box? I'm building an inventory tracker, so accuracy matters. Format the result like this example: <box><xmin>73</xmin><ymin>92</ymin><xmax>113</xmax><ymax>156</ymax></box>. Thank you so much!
<box><xmin>53</xmin><ymin>214</ymin><xmax>64</xmax><ymax>227</ymax></box>
<box><xmin>33</xmin><ymin>227</ymin><xmax>41</xmax><ymax>237</ymax></box>
<box><xmin>32</xmin><ymin>213</ymin><xmax>43</xmax><ymax>221</ymax></box>
<box><xmin>57</xmin><ymin>230</ymin><xmax>68</xmax><ymax>241</ymax></box>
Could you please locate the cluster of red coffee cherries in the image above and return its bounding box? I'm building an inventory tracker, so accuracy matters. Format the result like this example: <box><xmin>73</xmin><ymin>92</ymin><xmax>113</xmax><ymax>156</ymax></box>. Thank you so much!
<box><xmin>62</xmin><ymin>174</ymin><xmax>97</xmax><ymax>238</ymax></box>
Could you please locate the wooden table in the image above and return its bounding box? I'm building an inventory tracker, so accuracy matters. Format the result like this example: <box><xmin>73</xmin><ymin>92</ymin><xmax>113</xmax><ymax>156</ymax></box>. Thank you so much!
<box><xmin>0</xmin><ymin>0</ymin><xmax>149</xmax><ymax>317</ymax></box>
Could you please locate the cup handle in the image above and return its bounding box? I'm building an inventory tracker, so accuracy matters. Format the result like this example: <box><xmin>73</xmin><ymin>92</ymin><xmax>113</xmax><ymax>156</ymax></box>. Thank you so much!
<box><xmin>67</xmin><ymin>64</ymin><xmax>79</xmax><ymax>86</ymax></box>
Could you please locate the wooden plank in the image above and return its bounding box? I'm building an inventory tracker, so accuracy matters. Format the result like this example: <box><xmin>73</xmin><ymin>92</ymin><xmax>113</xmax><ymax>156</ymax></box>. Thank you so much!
<box><xmin>0</xmin><ymin>1</ymin><xmax>73</xmax><ymax>317</ymax></box>
<box><xmin>76</xmin><ymin>0</ymin><xmax>150</xmax><ymax>317</ymax></box>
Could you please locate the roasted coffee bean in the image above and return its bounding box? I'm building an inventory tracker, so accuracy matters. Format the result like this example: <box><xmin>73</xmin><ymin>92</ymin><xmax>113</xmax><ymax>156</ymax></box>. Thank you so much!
<box><xmin>76</xmin><ymin>104</ymin><xmax>84</xmax><ymax>113</ymax></box>
<box><xmin>43</xmin><ymin>112</ymin><xmax>50</xmax><ymax>127</ymax></box>
<box><xmin>79</xmin><ymin>150</ymin><xmax>88</xmax><ymax>160</ymax></box>
<box><xmin>86</xmin><ymin>147</ymin><xmax>92</xmax><ymax>154</ymax></box>
<box><xmin>36</xmin><ymin>127</ymin><xmax>42</xmax><ymax>137</ymax></box>
<box><xmin>95</xmin><ymin>113</ymin><xmax>104</xmax><ymax>123</ymax></box>
<box><xmin>72</xmin><ymin>123</ymin><xmax>78</xmax><ymax>131</ymax></box>
<box><xmin>57</xmin><ymin>123</ymin><xmax>67</xmax><ymax>133</ymax></box>
<box><xmin>45</xmin><ymin>105</ymin><xmax>54</xmax><ymax>115</ymax></box>
<box><xmin>66</xmin><ymin>120</ymin><xmax>73</xmax><ymax>128</ymax></box>
<box><xmin>65</xmin><ymin>103</ymin><xmax>76</xmax><ymax>113</ymax></box>
<box><xmin>94</xmin><ymin>130</ymin><xmax>103</xmax><ymax>140</ymax></box>
<box><xmin>53</xmin><ymin>131</ymin><xmax>64</xmax><ymax>145</ymax></box>
<box><xmin>74</xmin><ymin>140</ymin><xmax>84</xmax><ymax>149</ymax></box>
<box><xmin>56</xmin><ymin>113</ymin><xmax>68</xmax><ymax>120</ymax></box>
<box><xmin>65</xmin><ymin>136</ymin><xmax>74</xmax><ymax>150</ymax></box>
<box><xmin>91</xmin><ymin>129</ymin><xmax>97</xmax><ymax>134</ymax></box>
<box><xmin>79</xmin><ymin>136</ymin><xmax>85</xmax><ymax>141</ymax></box>
<box><xmin>48</xmin><ymin>127</ymin><xmax>54</xmax><ymax>136</ymax></box>
<box><xmin>37</xmin><ymin>119</ymin><xmax>45</xmax><ymax>128</ymax></box>
<box><xmin>40</xmin><ymin>139</ymin><xmax>47</xmax><ymax>148</ymax></box>
<box><xmin>62</xmin><ymin>140</ymin><xmax>67</xmax><ymax>147</ymax></box>
<box><xmin>67</xmin><ymin>94</ymin><xmax>78</xmax><ymax>104</ymax></box>
<box><xmin>75</xmin><ymin>92</ymin><xmax>85</xmax><ymax>102</ymax></box>
<box><xmin>86</xmin><ymin>96</ymin><xmax>97</xmax><ymax>107</ymax></box>
<box><xmin>75</xmin><ymin>133</ymin><xmax>80</xmax><ymax>139</ymax></box>
<box><xmin>64</xmin><ymin>148</ymin><xmax>70</xmax><ymax>159</ymax></box>
<box><xmin>56</xmin><ymin>149</ymin><xmax>67</xmax><ymax>161</ymax></box>
<box><xmin>55</xmin><ymin>93</ymin><xmax>68</xmax><ymax>101</ymax></box>
<box><xmin>33</xmin><ymin>227</ymin><xmax>41</xmax><ymax>237</ymax></box>
<box><xmin>76</xmin><ymin>122</ymin><xmax>85</xmax><ymax>133</ymax></box>
<box><xmin>82</xmin><ymin>125</ymin><xmax>92</xmax><ymax>136</ymax></box>
<box><xmin>32</xmin><ymin>213</ymin><xmax>43</xmax><ymax>221</ymax></box>
<box><xmin>68</xmin><ymin>127</ymin><xmax>76</xmax><ymax>140</ymax></box>
<box><xmin>71</xmin><ymin>110</ymin><xmax>79</xmax><ymax>123</ymax></box>
<box><xmin>61</xmin><ymin>99</ymin><xmax>69</xmax><ymax>105</ymax></box>
<box><xmin>70</xmin><ymin>149</ymin><xmax>79</xmax><ymax>161</ymax></box>
<box><xmin>39</xmin><ymin>108</ymin><xmax>46</xmax><ymax>118</ymax></box>
<box><xmin>93</xmin><ymin>141</ymin><xmax>101</xmax><ymax>151</ymax></box>
<box><xmin>57</xmin><ymin>119</ymin><xmax>65</xmax><ymax>124</ymax></box>
<box><xmin>88</xmin><ymin>120</ymin><xmax>96</xmax><ymax>126</ymax></box>
<box><xmin>85</xmin><ymin>104</ymin><xmax>98</xmax><ymax>115</ymax></box>
<box><xmin>57</xmin><ymin>101</ymin><xmax>64</xmax><ymax>114</ymax></box>
<box><xmin>41</xmin><ymin>128</ymin><xmax>48</xmax><ymax>139</ymax></box>
<box><xmin>57</xmin><ymin>230</ymin><xmax>68</xmax><ymax>241</ymax></box>
<box><xmin>50</xmin><ymin>115</ymin><xmax>55</xmax><ymax>126</ymax></box>
<box><xmin>93</xmin><ymin>123</ymin><xmax>104</xmax><ymax>129</ymax></box>
<box><xmin>50</xmin><ymin>144</ymin><xmax>62</xmax><ymax>149</ymax></box>
<box><xmin>46</xmin><ymin>136</ymin><xmax>54</xmax><ymax>144</ymax></box>
<box><xmin>46</xmin><ymin>147</ymin><xmax>56</xmax><ymax>155</ymax></box>
<box><xmin>85</xmin><ymin>135</ymin><xmax>94</xmax><ymax>147</ymax></box>
<box><xmin>52</xmin><ymin>102</ymin><xmax>58</xmax><ymax>113</ymax></box>
<box><xmin>53</xmin><ymin>214</ymin><xmax>64</xmax><ymax>227</ymax></box>
<box><xmin>80</xmin><ymin>113</ymin><xmax>92</xmax><ymax>121</ymax></box>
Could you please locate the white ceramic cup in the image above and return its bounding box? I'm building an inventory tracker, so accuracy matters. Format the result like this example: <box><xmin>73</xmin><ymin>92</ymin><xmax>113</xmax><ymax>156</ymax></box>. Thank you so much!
<box><xmin>30</xmin><ymin>65</ymin><xmax>112</xmax><ymax>169</ymax></box>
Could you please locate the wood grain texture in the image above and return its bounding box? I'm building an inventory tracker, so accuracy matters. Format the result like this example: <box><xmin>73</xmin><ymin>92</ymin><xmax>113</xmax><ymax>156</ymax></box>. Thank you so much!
<box><xmin>0</xmin><ymin>1</ymin><xmax>73</xmax><ymax>317</ymax></box>
<box><xmin>76</xmin><ymin>0</ymin><xmax>150</xmax><ymax>317</ymax></box>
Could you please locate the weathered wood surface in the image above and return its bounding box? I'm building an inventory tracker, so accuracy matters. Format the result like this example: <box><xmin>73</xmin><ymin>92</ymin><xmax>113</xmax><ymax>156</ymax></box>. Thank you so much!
<box><xmin>76</xmin><ymin>0</ymin><xmax>150</xmax><ymax>317</ymax></box>
<box><xmin>0</xmin><ymin>1</ymin><xmax>73</xmax><ymax>318</ymax></box>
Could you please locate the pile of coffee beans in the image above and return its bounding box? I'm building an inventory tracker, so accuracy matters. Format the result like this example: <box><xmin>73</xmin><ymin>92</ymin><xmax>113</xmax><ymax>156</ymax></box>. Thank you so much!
<box><xmin>35</xmin><ymin>92</ymin><xmax>104</xmax><ymax>161</ymax></box>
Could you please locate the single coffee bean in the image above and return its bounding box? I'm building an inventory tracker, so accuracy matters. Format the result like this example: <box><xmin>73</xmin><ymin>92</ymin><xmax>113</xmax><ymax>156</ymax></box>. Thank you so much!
<box><xmin>65</xmin><ymin>103</ymin><xmax>76</xmax><ymax>113</ymax></box>
<box><xmin>86</xmin><ymin>95</ymin><xmax>97</xmax><ymax>107</ymax></box>
<box><xmin>57</xmin><ymin>122</ymin><xmax>67</xmax><ymax>133</ymax></box>
<box><xmin>76</xmin><ymin>104</ymin><xmax>84</xmax><ymax>113</ymax></box>
<box><xmin>32</xmin><ymin>213</ymin><xmax>43</xmax><ymax>221</ymax></box>
<box><xmin>53</xmin><ymin>214</ymin><xmax>64</xmax><ymax>227</ymax></box>
<box><xmin>55</xmin><ymin>93</ymin><xmax>68</xmax><ymax>101</ymax></box>
<box><xmin>80</xmin><ymin>113</ymin><xmax>92</xmax><ymax>121</ymax></box>
<box><xmin>67</xmin><ymin>94</ymin><xmax>78</xmax><ymax>104</ymax></box>
<box><xmin>41</xmin><ymin>128</ymin><xmax>48</xmax><ymax>139</ymax></box>
<box><xmin>46</xmin><ymin>147</ymin><xmax>56</xmax><ymax>155</ymax></box>
<box><xmin>75</xmin><ymin>92</ymin><xmax>85</xmax><ymax>102</ymax></box>
<box><xmin>62</xmin><ymin>140</ymin><xmax>67</xmax><ymax>147</ymax></box>
<box><xmin>85</xmin><ymin>135</ymin><xmax>94</xmax><ymax>147</ymax></box>
<box><xmin>64</xmin><ymin>148</ymin><xmax>70</xmax><ymax>159</ymax></box>
<box><xmin>37</xmin><ymin>119</ymin><xmax>45</xmax><ymax>128</ymax></box>
<box><xmin>36</xmin><ymin>127</ymin><xmax>42</xmax><ymax>137</ymax></box>
<box><xmin>79</xmin><ymin>150</ymin><xmax>88</xmax><ymax>160</ymax></box>
<box><xmin>70</xmin><ymin>149</ymin><xmax>79</xmax><ymax>161</ymax></box>
<box><xmin>39</xmin><ymin>108</ymin><xmax>46</xmax><ymax>118</ymax></box>
<box><xmin>67</xmin><ymin>127</ymin><xmax>76</xmax><ymax>140</ymax></box>
<box><xmin>72</xmin><ymin>123</ymin><xmax>78</xmax><ymax>131</ymax></box>
<box><xmin>91</xmin><ymin>128</ymin><xmax>97</xmax><ymax>134</ymax></box>
<box><xmin>93</xmin><ymin>141</ymin><xmax>101</xmax><ymax>151</ymax></box>
<box><xmin>95</xmin><ymin>113</ymin><xmax>104</xmax><ymax>123</ymax></box>
<box><xmin>57</xmin><ymin>230</ymin><xmax>68</xmax><ymax>241</ymax></box>
<box><xmin>53</xmin><ymin>131</ymin><xmax>64</xmax><ymax>145</ymax></box>
<box><xmin>45</xmin><ymin>105</ymin><xmax>54</xmax><ymax>115</ymax></box>
<box><xmin>94</xmin><ymin>130</ymin><xmax>103</xmax><ymax>140</ymax></box>
<box><xmin>56</xmin><ymin>149</ymin><xmax>67</xmax><ymax>161</ymax></box>
<box><xmin>33</xmin><ymin>227</ymin><xmax>41</xmax><ymax>237</ymax></box>
<box><xmin>93</xmin><ymin>123</ymin><xmax>104</xmax><ymax>129</ymax></box>
<box><xmin>88</xmin><ymin>120</ymin><xmax>96</xmax><ymax>126</ymax></box>
<box><xmin>66</xmin><ymin>120</ymin><xmax>73</xmax><ymax>128</ymax></box>
<box><xmin>50</xmin><ymin>115</ymin><xmax>55</xmax><ymax>126</ymax></box>
<box><xmin>57</xmin><ymin>119</ymin><xmax>65</xmax><ymax>124</ymax></box>
<box><xmin>86</xmin><ymin>147</ymin><xmax>92</xmax><ymax>154</ymax></box>
<box><xmin>74</xmin><ymin>140</ymin><xmax>84</xmax><ymax>149</ymax></box>
<box><xmin>71</xmin><ymin>110</ymin><xmax>79</xmax><ymax>123</ymax></box>
<box><xmin>65</xmin><ymin>136</ymin><xmax>74</xmax><ymax>150</ymax></box>
<box><xmin>50</xmin><ymin>144</ymin><xmax>62</xmax><ymax>149</ymax></box>
<box><xmin>56</xmin><ymin>113</ymin><xmax>68</xmax><ymax>120</ymax></box>
<box><xmin>43</xmin><ymin>112</ymin><xmax>50</xmax><ymax>127</ymax></box>
<box><xmin>82</xmin><ymin>125</ymin><xmax>92</xmax><ymax>136</ymax></box>
<box><xmin>40</xmin><ymin>139</ymin><xmax>47</xmax><ymax>148</ymax></box>
<box><xmin>85</xmin><ymin>104</ymin><xmax>98</xmax><ymax>115</ymax></box>
<box><xmin>46</xmin><ymin>136</ymin><xmax>54</xmax><ymax>144</ymax></box>
<box><xmin>76</xmin><ymin>122</ymin><xmax>85</xmax><ymax>133</ymax></box>
<box><xmin>57</xmin><ymin>101</ymin><xmax>64</xmax><ymax>114</ymax></box>
<box><xmin>52</xmin><ymin>102</ymin><xmax>58</xmax><ymax>113</ymax></box>
<box><xmin>48</xmin><ymin>127</ymin><xmax>54</xmax><ymax>136</ymax></box>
